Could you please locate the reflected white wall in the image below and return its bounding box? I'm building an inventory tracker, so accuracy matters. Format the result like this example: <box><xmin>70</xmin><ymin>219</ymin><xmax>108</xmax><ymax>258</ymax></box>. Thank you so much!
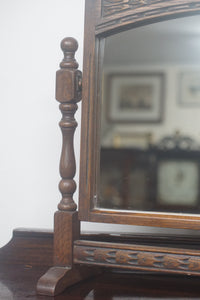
<box><xmin>102</xmin><ymin>16</ymin><xmax>200</xmax><ymax>146</ymax></box>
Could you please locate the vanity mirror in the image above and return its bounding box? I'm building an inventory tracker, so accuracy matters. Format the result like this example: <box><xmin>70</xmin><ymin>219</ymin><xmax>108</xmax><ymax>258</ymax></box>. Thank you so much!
<box><xmin>79</xmin><ymin>0</ymin><xmax>200</xmax><ymax>229</ymax></box>
<box><xmin>37</xmin><ymin>0</ymin><xmax>200</xmax><ymax>297</ymax></box>
<box><xmin>99</xmin><ymin>16</ymin><xmax>200</xmax><ymax>214</ymax></box>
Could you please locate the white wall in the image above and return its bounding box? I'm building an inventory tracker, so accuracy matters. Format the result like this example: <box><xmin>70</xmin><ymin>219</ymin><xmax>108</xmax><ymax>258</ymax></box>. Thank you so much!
<box><xmin>0</xmin><ymin>0</ymin><xmax>85</xmax><ymax>247</ymax></box>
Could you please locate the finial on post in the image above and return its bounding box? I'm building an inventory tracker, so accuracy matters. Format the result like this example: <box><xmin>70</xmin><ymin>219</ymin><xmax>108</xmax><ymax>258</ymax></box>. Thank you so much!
<box><xmin>60</xmin><ymin>37</ymin><xmax>79</xmax><ymax>69</ymax></box>
<box><xmin>56</xmin><ymin>37</ymin><xmax>82</xmax><ymax>211</ymax></box>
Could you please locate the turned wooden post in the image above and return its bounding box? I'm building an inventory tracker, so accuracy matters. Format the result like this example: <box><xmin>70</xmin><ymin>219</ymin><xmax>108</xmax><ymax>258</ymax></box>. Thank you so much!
<box><xmin>37</xmin><ymin>37</ymin><xmax>99</xmax><ymax>296</ymax></box>
<box><xmin>53</xmin><ymin>37</ymin><xmax>82</xmax><ymax>267</ymax></box>
<box><xmin>37</xmin><ymin>38</ymin><xmax>85</xmax><ymax>296</ymax></box>
<box><xmin>56</xmin><ymin>37</ymin><xmax>82</xmax><ymax>211</ymax></box>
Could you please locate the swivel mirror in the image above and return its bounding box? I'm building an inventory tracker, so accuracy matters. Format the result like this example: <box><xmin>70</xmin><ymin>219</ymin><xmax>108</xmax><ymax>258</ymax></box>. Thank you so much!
<box><xmin>79</xmin><ymin>1</ymin><xmax>200</xmax><ymax>229</ymax></box>
<box><xmin>99</xmin><ymin>15</ymin><xmax>200</xmax><ymax>214</ymax></box>
<box><xmin>37</xmin><ymin>0</ymin><xmax>200</xmax><ymax>296</ymax></box>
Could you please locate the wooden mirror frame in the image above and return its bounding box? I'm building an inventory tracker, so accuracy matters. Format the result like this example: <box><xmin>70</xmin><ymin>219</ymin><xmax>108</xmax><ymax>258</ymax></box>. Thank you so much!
<box><xmin>37</xmin><ymin>0</ymin><xmax>200</xmax><ymax>297</ymax></box>
<box><xmin>79</xmin><ymin>0</ymin><xmax>200</xmax><ymax>230</ymax></box>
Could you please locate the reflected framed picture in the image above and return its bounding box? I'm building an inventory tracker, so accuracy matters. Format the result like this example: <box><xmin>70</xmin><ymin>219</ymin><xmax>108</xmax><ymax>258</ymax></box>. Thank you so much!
<box><xmin>180</xmin><ymin>72</ymin><xmax>200</xmax><ymax>106</ymax></box>
<box><xmin>106</xmin><ymin>73</ymin><xmax>165</xmax><ymax>123</ymax></box>
<box><xmin>111</xmin><ymin>132</ymin><xmax>152</xmax><ymax>149</ymax></box>
<box><xmin>157</xmin><ymin>160</ymin><xmax>199</xmax><ymax>207</ymax></box>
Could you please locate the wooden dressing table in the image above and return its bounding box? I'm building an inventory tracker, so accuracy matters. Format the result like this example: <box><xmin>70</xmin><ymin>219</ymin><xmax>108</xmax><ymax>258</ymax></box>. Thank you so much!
<box><xmin>2</xmin><ymin>0</ymin><xmax>200</xmax><ymax>298</ymax></box>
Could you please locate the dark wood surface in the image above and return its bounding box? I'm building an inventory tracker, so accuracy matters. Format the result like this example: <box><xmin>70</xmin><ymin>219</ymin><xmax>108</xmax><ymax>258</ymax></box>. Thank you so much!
<box><xmin>0</xmin><ymin>229</ymin><xmax>53</xmax><ymax>266</ymax></box>
<box><xmin>36</xmin><ymin>38</ymin><xmax>90</xmax><ymax>296</ymax></box>
<box><xmin>3</xmin><ymin>229</ymin><xmax>200</xmax><ymax>298</ymax></box>
<box><xmin>56</xmin><ymin>37</ymin><xmax>82</xmax><ymax>212</ymax></box>
<box><xmin>2</xmin><ymin>263</ymin><xmax>200</xmax><ymax>299</ymax></box>
<box><xmin>74</xmin><ymin>239</ymin><xmax>200</xmax><ymax>276</ymax></box>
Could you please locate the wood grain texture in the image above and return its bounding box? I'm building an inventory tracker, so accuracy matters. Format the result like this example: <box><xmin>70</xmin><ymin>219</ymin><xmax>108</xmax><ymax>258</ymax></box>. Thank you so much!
<box><xmin>4</xmin><ymin>264</ymin><xmax>200</xmax><ymax>299</ymax></box>
<box><xmin>87</xmin><ymin>209</ymin><xmax>200</xmax><ymax>230</ymax></box>
<box><xmin>74</xmin><ymin>240</ymin><xmax>200</xmax><ymax>275</ymax></box>
<box><xmin>79</xmin><ymin>0</ymin><xmax>102</xmax><ymax>221</ymax></box>
<box><xmin>98</xmin><ymin>0</ymin><xmax>200</xmax><ymax>35</ymax></box>
<box><xmin>102</xmin><ymin>0</ymin><xmax>161</xmax><ymax>17</ymax></box>
<box><xmin>54</xmin><ymin>211</ymin><xmax>80</xmax><ymax>266</ymax></box>
<box><xmin>3</xmin><ymin>229</ymin><xmax>200</xmax><ymax>296</ymax></box>
<box><xmin>37</xmin><ymin>211</ymin><xmax>103</xmax><ymax>296</ymax></box>
<box><xmin>0</xmin><ymin>229</ymin><xmax>53</xmax><ymax>266</ymax></box>
<box><xmin>80</xmin><ymin>231</ymin><xmax>200</xmax><ymax>249</ymax></box>
<box><xmin>37</xmin><ymin>265</ymin><xmax>100</xmax><ymax>296</ymax></box>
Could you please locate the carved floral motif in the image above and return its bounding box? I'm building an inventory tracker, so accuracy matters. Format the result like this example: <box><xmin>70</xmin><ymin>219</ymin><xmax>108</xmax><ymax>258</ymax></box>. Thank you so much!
<box><xmin>74</xmin><ymin>245</ymin><xmax>200</xmax><ymax>274</ymax></box>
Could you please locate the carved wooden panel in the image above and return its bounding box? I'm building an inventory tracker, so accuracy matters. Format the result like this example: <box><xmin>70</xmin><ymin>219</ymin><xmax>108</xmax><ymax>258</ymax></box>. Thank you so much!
<box><xmin>97</xmin><ymin>1</ymin><xmax>200</xmax><ymax>35</ymax></box>
<box><xmin>74</xmin><ymin>241</ymin><xmax>200</xmax><ymax>275</ymax></box>
<box><xmin>102</xmin><ymin>0</ymin><xmax>160</xmax><ymax>17</ymax></box>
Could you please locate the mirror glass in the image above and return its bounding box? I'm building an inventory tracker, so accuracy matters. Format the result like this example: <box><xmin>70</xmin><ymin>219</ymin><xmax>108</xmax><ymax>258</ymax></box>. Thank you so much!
<box><xmin>98</xmin><ymin>15</ymin><xmax>200</xmax><ymax>214</ymax></box>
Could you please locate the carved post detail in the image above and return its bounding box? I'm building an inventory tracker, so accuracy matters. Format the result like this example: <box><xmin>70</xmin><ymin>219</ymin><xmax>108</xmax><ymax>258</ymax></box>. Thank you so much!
<box><xmin>56</xmin><ymin>37</ymin><xmax>82</xmax><ymax>211</ymax></box>
<box><xmin>37</xmin><ymin>38</ymin><xmax>100</xmax><ymax>296</ymax></box>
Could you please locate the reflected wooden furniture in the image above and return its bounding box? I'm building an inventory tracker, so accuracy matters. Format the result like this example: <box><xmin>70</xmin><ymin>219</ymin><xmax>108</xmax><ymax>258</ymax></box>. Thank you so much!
<box><xmin>100</xmin><ymin>148</ymin><xmax>152</xmax><ymax>210</ymax></box>
<box><xmin>35</xmin><ymin>0</ymin><xmax>200</xmax><ymax>296</ymax></box>
<box><xmin>100</xmin><ymin>141</ymin><xmax>200</xmax><ymax>212</ymax></box>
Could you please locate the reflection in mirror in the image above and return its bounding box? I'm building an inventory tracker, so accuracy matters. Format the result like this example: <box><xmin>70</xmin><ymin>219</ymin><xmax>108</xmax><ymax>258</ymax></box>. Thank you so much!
<box><xmin>98</xmin><ymin>15</ymin><xmax>200</xmax><ymax>214</ymax></box>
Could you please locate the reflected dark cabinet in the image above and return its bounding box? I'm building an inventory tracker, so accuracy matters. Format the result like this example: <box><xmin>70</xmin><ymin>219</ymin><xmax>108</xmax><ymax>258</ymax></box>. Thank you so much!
<box><xmin>100</xmin><ymin>145</ymin><xmax>200</xmax><ymax>213</ymax></box>
<box><xmin>36</xmin><ymin>0</ymin><xmax>200</xmax><ymax>297</ymax></box>
<box><xmin>100</xmin><ymin>148</ymin><xmax>153</xmax><ymax>210</ymax></box>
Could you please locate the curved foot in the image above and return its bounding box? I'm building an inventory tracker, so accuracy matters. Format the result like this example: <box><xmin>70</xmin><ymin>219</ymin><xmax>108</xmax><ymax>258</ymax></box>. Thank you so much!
<box><xmin>37</xmin><ymin>265</ymin><xmax>100</xmax><ymax>296</ymax></box>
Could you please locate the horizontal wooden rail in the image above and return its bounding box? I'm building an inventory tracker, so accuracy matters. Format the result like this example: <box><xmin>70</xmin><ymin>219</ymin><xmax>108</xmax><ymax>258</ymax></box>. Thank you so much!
<box><xmin>74</xmin><ymin>239</ymin><xmax>200</xmax><ymax>275</ymax></box>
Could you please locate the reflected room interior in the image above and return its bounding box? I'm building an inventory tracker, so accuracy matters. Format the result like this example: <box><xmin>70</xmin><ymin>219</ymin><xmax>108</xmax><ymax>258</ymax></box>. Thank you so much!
<box><xmin>99</xmin><ymin>15</ymin><xmax>200</xmax><ymax>214</ymax></box>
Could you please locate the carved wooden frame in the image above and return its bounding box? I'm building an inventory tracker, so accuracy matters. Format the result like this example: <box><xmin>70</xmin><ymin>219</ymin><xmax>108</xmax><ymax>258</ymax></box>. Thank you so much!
<box><xmin>37</xmin><ymin>0</ymin><xmax>200</xmax><ymax>296</ymax></box>
<box><xmin>74</xmin><ymin>239</ymin><xmax>200</xmax><ymax>275</ymax></box>
<box><xmin>79</xmin><ymin>0</ymin><xmax>200</xmax><ymax>230</ymax></box>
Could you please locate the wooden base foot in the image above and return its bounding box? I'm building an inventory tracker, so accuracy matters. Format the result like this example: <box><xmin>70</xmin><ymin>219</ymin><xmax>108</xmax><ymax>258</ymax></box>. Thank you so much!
<box><xmin>36</xmin><ymin>265</ymin><xmax>100</xmax><ymax>296</ymax></box>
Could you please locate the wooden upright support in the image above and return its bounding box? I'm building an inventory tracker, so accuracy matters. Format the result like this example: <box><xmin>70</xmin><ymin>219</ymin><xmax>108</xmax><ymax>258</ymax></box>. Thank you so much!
<box><xmin>53</xmin><ymin>37</ymin><xmax>81</xmax><ymax>268</ymax></box>
<box><xmin>36</xmin><ymin>38</ymin><xmax>97</xmax><ymax>296</ymax></box>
